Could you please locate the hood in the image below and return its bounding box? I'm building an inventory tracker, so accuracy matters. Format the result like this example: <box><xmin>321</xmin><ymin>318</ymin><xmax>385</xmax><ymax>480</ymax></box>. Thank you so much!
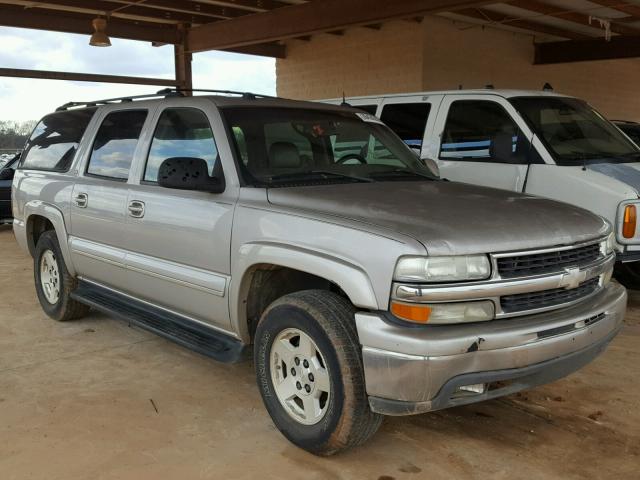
<box><xmin>586</xmin><ymin>162</ymin><xmax>640</xmax><ymax>194</ymax></box>
<box><xmin>267</xmin><ymin>181</ymin><xmax>609</xmax><ymax>256</ymax></box>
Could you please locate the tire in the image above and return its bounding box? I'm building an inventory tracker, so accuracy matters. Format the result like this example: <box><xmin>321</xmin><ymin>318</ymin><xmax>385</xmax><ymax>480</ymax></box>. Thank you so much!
<box><xmin>34</xmin><ymin>230</ymin><xmax>90</xmax><ymax>321</ymax></box>
<box><xmin>614</xmin><ymin>261</ymin><xmax>640</xmax><ymax>290</ymax></box>
<box><xmin>254</xmin><ymin>290</ymin><xmax>382</xmax><ymax>456</ymax></box>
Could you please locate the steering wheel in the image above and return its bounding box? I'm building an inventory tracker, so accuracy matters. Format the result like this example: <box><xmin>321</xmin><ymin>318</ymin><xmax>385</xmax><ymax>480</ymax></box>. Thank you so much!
<box><xmin>337</xmin><ymin>153</ymin><xmax>368</xmax><ymax>164</ymax></box>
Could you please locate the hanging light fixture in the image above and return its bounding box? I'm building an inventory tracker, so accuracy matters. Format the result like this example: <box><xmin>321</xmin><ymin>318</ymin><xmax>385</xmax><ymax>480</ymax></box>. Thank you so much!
<box><xmin>89</xmin><ymin>17</ymin><xmax>111</xmax><ymax>47</ymax></box>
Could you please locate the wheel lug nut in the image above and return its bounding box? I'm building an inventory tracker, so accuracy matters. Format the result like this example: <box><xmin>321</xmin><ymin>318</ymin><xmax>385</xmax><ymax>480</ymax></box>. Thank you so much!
<box><xmin>290</xmin><ymin>367</ymin><xmax>296</xmax><ymax>376</ymax></box>
<box><xmin>296</xmin><ymin>381</ymin><xmax>302</xmax><ymax>390</ymax></box>
<box><xmin>308</xmin><ymin>373</ymin><xmax>314</xmax><ymax>382</ymax></box>
<box><xmin>303</xmin><ymin>359</ymin><xmax>309</xmax><ymax>368</ymax></box>
<box><xmin>305</xmin><ymin>384</ymin><xmax>311</xmax><ymax>393</ymax></box>
<box><xmin>294</xmin><ymin>357</ymin><xmax>300</xmax><ymax>366</ymax></box>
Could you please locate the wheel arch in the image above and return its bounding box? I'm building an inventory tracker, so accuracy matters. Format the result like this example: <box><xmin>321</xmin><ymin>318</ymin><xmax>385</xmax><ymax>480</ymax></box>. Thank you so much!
<box><xmin>230</xmin><ymin>242</ymin><xmax>379</xmax><ymax>343</ymax></box>
<box><xmin>24</xmin><ymin>201</ymin><xmax>76</xmax><ymax>276</ymax></box>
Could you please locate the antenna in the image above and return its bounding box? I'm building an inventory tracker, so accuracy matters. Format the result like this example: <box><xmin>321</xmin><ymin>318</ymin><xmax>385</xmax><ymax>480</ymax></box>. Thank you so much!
<box><xmin>543</xmin><ymin>82</ymin><xmax>554</xmax><ymax>91</ymax></box>
<box><xmin>340</xmin><ymin>91</ymin><xmax>352</xmax><ymax>107</ymax></box>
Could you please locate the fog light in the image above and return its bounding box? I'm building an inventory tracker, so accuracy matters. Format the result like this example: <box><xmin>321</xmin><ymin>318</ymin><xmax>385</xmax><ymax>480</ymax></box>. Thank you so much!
<box><xmin>456</xmin><ymin>383</ymin><xmax>486</xmax><ymax>394</ymax></box>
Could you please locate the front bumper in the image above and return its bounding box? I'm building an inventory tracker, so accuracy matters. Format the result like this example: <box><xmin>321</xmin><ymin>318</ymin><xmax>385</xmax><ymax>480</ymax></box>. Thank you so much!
<box><xmin>356</xmin><ymin>282</ymin><xmax>627</xmax><ymax>416</ymax></box>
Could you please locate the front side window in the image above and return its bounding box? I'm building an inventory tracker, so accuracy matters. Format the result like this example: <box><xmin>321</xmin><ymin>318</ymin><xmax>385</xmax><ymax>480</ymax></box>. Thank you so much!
<box><xmin>440</xmin><ymin>100</ymin><xmax>526</xmax><ymax>164</ymax></box>
<box><xmin>87</xmin><ymin>110</ymin><xmax>147</xmax><ymax>180</ymax></box>
<box><xmin>144</xmin><ymin>108</ymin><xmax>220</xmax><ymax>182</ymax></box>
<box><xmin>380</xmin><ymin>102</ymin><xmax>431</xmax><ymax>149</ymax></box>
<box><xmin>20</xmin><ymin>108</ymin><xmax>96</xmax><ymax>171</ymax></box>
<box><xmin>222</xmin><ymin>107</ymin><xmax>435</xmax><ymax>187</ymax></box>
<box><xmin>510</xmin><ymin>97</ymin><xmax>640</xmax><ymax>165</ymax></box>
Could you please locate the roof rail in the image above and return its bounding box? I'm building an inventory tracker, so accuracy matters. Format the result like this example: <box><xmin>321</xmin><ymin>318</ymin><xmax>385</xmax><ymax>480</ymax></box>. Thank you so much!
<box><xmin>55</xmin><ymin>88</ymin><xmax>275</xmax><ymax>111</ymax></box>
<box><xmin>55</xmin><ymin>90</ymin><xmax>184</xmax><ymax>111</ymax></box>
<box><xmin>157</xmin><ymin>87</ymin><xmax>277</xmax><ymax>99</ymax></box>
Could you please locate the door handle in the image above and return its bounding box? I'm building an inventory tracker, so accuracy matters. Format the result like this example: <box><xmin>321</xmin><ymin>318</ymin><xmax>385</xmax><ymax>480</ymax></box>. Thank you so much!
<box><xmin>74</xmin><ymin>193</ymin><xmax>88</xmax><ymax>208</ymax></box>
<box><xmin>128</xmin><ymin>200</ymin><xmax>145</xmax><ymax>218</ymax></box>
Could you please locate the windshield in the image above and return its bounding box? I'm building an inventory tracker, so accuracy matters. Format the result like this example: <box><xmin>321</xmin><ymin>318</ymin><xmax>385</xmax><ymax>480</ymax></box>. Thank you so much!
<box><xmin>222</xmin><ymin>107</ymin><xmax>436</xmax><ymax>186</ymax></box>
<box><xmin>509</xmin><ymin>97</ymin><xmax>640</xmax><ymax>165</ymax></box>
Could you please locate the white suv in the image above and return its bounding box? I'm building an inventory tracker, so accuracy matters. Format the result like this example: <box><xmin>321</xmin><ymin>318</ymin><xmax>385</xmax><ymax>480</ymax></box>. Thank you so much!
<box><xmin>324</xmin><ymin>90</ymin><xmax>640</xmax><ymax>286</ymax></box>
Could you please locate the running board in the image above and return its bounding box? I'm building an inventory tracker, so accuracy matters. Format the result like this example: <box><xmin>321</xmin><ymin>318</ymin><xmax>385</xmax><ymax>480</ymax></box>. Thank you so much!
<box><xmin>71</xmin><ymin>281</ymin><xmax>248</xmax><ymax>363</ymax></box>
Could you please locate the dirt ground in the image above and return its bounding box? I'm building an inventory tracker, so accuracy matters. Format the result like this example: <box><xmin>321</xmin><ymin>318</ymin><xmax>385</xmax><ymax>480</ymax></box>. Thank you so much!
<box><xmin>0</xmin><ymin>225</ymin><xmax>638</xmax><ymax>480</ymax></box>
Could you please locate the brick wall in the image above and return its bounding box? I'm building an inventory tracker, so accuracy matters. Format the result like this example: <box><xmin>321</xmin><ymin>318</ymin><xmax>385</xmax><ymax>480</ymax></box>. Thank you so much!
<box><xmin>277</xmin><ymin>16</ymin><xmax>640</xmax><ymax>121</ymax></box>
<box><xmin>276</xmin><ymin>21</ymin><xmax>424</xmax><ymax>101</ymax></box>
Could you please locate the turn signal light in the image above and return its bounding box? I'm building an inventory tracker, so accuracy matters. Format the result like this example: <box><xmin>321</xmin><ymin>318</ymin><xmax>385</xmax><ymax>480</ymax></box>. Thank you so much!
<box><xmin>623</xmin><ymin>205</ymin><xmax>637</xmax><ymax>239</ymax></box>
<box><xmin>390</xmin><ymin>301</ymin><xmax>432</xmax><ymax>324</ymax></box>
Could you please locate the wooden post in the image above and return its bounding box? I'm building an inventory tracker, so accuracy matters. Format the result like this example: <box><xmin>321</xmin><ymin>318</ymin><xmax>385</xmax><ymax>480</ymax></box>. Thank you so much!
<box><xmin>175</xmin><ymin>25</ymin><xmax>193</xmax><ymax>92</ymax></box>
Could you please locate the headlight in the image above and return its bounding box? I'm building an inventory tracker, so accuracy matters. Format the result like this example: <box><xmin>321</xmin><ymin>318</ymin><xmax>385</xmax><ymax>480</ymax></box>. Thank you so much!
<box><xmin>391</xmin><ymin>300</ymin><xmax>495</xmax><ymax>324</ymax></box>
<box><xmin>600</xmin><ymin>232</ymin><xmax>615</xmax><ymax>256</ymax></box>
<box><xmin>394</xmin><ymin>255</ymin><xmax>491</xmax><ymax>282</ymax></box>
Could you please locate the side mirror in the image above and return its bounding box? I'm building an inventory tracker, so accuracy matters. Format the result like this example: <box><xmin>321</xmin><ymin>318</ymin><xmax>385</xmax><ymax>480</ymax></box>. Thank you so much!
<box><xmin>0</xmin><ymin>168</ymin><xmax>15</xmax><ymax>181</ymax></box>
<box><xmin>421</xmin><ymin>157</ymin><xmax>440</xmax><ymax>178</ymax></box>
<box><xmin>158</xmin><ymin>157</ymin><xmax>225</xmax><ymax>193</ymax></box>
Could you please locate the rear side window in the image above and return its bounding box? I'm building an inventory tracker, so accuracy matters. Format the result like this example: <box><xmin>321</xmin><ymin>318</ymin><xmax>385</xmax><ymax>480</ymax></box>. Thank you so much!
<box><xmin>20</xmin><ymin>109</ymin><xmax>96</xmax><ymax>171</ymax></box>
<box><xmin>144</xmin><ymin>108</ymin><xmax>220</xmax><ymax>182</ymax></box>
<box><xmin>379</xmin><ymin>103</ymin><xmax>431</xmax><ymax>148</ymax></box>
<box><xmin>87</xmin><ymin>110</ymin><xmax>147</xmax><ymax>180</ymax></box>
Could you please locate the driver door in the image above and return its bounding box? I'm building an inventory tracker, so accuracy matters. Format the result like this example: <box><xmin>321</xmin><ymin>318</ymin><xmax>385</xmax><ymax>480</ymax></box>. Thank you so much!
<box><xmin>433</xmin><ymin>95</ymin><xmax>535</xmax><ymax>192</ymax></box>
<box><xmin>123</xmin><ymin>102</ymin><xmax>236</xmax><ymax>330</ymax></box>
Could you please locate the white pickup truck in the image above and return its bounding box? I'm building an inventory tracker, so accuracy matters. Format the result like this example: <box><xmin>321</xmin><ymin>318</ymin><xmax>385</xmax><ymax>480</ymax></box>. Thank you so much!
<box><xmin>325</xmin><ymin>90</ymin><xmax>640</xmax><ymax>286</ymax></box>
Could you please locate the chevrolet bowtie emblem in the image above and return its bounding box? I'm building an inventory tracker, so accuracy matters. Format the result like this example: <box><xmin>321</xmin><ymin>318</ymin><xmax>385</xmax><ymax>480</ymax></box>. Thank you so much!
<box><xmin>559</xmin><ymin>267</ymin><xmax>587</xmax><ymax>290</ymax></box>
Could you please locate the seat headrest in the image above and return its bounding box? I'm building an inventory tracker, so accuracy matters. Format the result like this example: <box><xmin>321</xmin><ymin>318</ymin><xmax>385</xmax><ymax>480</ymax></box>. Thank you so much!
<box><xmin>269</xmin><ymin>142</ymin><xmax>301</xmax><ymax>168</ymax></box>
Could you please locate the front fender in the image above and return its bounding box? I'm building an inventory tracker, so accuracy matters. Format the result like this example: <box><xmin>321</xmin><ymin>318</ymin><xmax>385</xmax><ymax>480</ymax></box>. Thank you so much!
<box><xmin>22</xmin><ymin>200</ymin><xmax>75</xmax><ymax>276</ymax></box>
<box><xmin>230</xmin><ymin>241</ymin><xmax>378</xmax><ymax>342</ymax></box>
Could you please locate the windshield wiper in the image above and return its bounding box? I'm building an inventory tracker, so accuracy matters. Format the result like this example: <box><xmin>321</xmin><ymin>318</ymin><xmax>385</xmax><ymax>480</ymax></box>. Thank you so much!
<box><xmin>368</xmin><ymin>169</ymin><xmax>436</xmax><ymax>180</ymax></box>
<box><xmin>268</xmin><ymin>170</ymin><xmax>374</xmax><ymax>183</ymax></box>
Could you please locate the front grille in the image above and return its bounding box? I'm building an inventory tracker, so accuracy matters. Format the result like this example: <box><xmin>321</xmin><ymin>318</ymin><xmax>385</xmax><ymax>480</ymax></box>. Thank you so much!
<box><xmin>497</xmin><ymin>242</ymin><xmax>601</xmax><ymax>278</ymax></box>
<box><xmin>501</xmin><ymin>277</ymin><xmax>599</xmax><ymax>314</ymax></box>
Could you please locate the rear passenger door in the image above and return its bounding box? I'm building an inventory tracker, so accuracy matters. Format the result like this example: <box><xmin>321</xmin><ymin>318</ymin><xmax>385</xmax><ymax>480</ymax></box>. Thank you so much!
<box><xmin>123</xmin><ymin>103</ymin><xmax>235</xmax><ymax>330</ymax></box>
<box><xmin>433</xmin><ymin>95</ymin><xmax>535</xmax><ymax>191</ymax></box>
<box><xmin>69</xmin><ymin>108</ymin><xmax>150</xmax><ymax>290</ymax></box>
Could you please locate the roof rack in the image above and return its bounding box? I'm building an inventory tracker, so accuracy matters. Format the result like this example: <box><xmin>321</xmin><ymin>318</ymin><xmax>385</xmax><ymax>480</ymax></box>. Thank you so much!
<box><xmin>55</xmin><ymin>87</ymin><xmax>276</xmax><ymax>111</ymax></box>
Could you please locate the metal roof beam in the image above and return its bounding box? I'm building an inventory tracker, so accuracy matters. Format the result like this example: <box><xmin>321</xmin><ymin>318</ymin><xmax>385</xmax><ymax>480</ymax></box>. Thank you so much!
<box><xmin>187</xmin><ymin>0</ymin><xmax>496</xmax><ymax>52</ymax></box>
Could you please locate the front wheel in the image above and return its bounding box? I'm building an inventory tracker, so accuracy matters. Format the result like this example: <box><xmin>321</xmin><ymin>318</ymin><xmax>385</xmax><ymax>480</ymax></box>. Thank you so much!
<box><xmin>34</xmin><ymin>230</ymin><xmax>90</xmax><ymax>321</ymax></box>
<box><xmin>254</xmin><ymin>290</ymin><xmax>382</xmax><ymax>456</ymax></box>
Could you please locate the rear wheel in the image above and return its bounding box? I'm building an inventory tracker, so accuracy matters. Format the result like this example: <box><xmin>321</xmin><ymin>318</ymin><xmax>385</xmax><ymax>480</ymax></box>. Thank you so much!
<box><xmin>34</xmin><ymin>230</ymin><xmax>90</xmax><ymax>321</ymax></box>
<box><xmin>254</xmin><ymin>290</ymin><xmax>382</xmax><ymax>456</ymax></box>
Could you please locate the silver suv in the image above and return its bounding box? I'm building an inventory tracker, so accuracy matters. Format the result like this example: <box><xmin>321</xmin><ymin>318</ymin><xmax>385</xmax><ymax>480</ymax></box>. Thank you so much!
<box><xmin>12</xmin><ymin>89</ymin><xmax>627</xmax><ymax>455</ymax></box>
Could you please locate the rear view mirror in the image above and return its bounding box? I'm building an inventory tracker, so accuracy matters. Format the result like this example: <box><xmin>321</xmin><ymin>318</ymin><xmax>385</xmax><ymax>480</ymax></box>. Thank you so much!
<box><xmin>0</xmin><ymin>168</ymin><xmax>15</xmax><ymax>181</ymax></box>
<box><xmin>158</xmin><ymin>157</ymin><xmax>225</xmax><ymax>193</ymax></box>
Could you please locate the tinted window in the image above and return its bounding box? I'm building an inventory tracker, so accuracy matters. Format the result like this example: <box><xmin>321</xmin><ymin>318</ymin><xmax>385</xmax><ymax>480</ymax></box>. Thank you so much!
<box><xmin>510</xmin><ymin>97</ymin><xmax>640</xmax><ymax>165</ymax></box>
<box><xmin>380</xmin><ymin>103</ymin><xmax>430</xmax><ymax>148</ymax></box>
<box><xmin>145</xmin><ymin>108</ymin><xmax>219</xmax><ymax>182</ymax></box>
<box><xmin>440</xmin><ymin>101</ymin><xmax>525</xmax><ymax>163</ymax></box>
<box><xmin>20</xmin><ymin>109</ymin><xmax>96</xmax><ymax>171</ymax></box>
<box><xmin>87</xmin><ymin>110</ymin><xmax>147</xmax><ymax>180</ymax></box>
